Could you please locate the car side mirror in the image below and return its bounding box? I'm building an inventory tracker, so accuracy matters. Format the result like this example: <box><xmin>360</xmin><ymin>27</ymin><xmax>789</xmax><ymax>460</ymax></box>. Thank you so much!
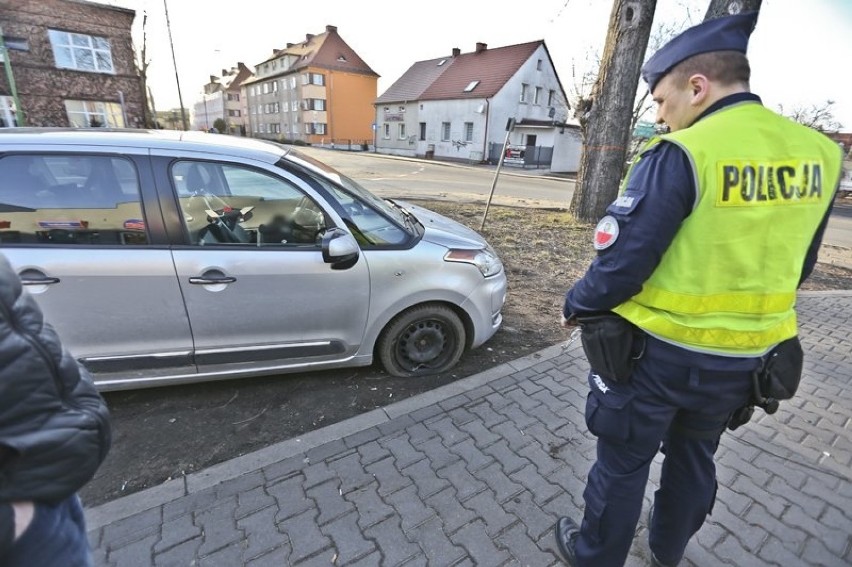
<box><xmin>321</xmin><ymin>227</ymin><xmax>360</xmax><ymax>270</ymax></box>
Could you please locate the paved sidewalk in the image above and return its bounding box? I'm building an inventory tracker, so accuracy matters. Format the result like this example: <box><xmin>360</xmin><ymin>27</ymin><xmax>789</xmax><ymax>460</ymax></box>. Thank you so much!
<box><xmin>86</xmin><ymin>292</ymin><xmax>852</xmax><ymax>567</ymax></box>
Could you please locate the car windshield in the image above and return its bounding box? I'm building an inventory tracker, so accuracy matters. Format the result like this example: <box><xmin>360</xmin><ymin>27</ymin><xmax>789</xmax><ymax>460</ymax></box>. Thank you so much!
<box><xmin>282</xmin><ymin>148</ymin><xmax>408</xmax><ymax>226</ymax></box>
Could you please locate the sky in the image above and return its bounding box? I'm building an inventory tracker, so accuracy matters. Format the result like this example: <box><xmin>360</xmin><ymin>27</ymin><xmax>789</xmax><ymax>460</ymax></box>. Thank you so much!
<box><xmin>107</xmin><ymin>0</ymin><xmax>852</xmax><ymax>131</ymax></box>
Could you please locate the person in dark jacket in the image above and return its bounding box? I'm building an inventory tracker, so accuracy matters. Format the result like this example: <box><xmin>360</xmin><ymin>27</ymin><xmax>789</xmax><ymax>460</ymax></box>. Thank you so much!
<box><xmin>0</xmin><ymin>253</ymin><xmax>112</xmax><ymax>566</ymax></box>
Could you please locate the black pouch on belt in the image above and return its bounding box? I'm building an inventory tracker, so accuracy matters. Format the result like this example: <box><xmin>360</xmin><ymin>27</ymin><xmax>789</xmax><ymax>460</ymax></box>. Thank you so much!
<box><xmin>759</xmin><ymin>336</ymin><xmax>804</xmax><ymax>401</ymax></box>
<box><xmin>576</xmin><ymin>313</ymin><xmax>643</xmax><ymax>383</ymax></box>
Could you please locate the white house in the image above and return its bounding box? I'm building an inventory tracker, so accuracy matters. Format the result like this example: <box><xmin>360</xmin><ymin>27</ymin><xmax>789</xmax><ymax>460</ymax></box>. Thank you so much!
<box><xmin>375</xmin><ymin>41</ymin><xmax>581</xmax><ymax>172</ymax></box>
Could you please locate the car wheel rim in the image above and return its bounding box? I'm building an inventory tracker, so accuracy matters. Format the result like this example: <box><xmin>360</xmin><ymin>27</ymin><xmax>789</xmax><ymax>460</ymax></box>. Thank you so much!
<box><xmin>396</xmin><ymin>319</ymin><xmax>455</xmax><ymax>371</ymax></box>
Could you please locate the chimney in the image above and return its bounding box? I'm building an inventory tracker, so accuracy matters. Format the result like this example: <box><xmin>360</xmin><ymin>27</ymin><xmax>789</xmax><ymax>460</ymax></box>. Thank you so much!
<box><xmin>452</xmin><ymin>47</ymin><xmax>461</xmax><ymax>57</ymax></box>
<box><xmin>306</xmin><ymin>33</ymin><xmax>314</xmax><ymax>41</ymax></box>
<box><xmin>285</xmin><ymin>43</ymin><xmax>293</xmax><ymax>48</ymax></box>
<box><xmin>475</xmin><ymin>42</ymin><xmax>487</xmax><ymax>53</ymax></box>
<box><xmin>209</xmin><ymin>75</ymin><xmax>217</xmax><ymax>83</ymax></box>
<box><xmin>222</xmin><ymin>69</ymin><xmax>227</xmax><ymax>76</ymax></box>
<box><xmin>326</xmin><ymin>25</ymin><xmax>337</xmax><ymax>33</ymax></box>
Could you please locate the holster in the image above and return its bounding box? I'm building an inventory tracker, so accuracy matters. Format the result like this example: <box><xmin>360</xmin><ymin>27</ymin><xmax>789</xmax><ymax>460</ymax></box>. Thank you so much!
<box><xmin>758</xmin><ymin>336</ymin><xmax>803</xmax><ymax>401</ymax></box>
<box><xmin>577</xmin><ymin>313</ymin><xmax>644</xmax><ymax>383</ymax></box>
<box><xmin>727</xmin><ymin>336</ymin><xmax>804</xmax><ymax>431</ymax></box>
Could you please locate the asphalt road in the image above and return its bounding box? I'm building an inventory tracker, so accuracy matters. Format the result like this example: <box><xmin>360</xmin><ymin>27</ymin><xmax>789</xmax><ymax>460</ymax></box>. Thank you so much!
<box><xmin>295</xmin><ymin>146</ymin><xmax>852</xmax><ymax>252</ymax></box>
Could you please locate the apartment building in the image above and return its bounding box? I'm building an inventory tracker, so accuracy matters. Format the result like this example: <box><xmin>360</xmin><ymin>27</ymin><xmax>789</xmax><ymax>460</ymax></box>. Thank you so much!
<box><xmin>244</xmin><ymin>25</ymin><xmax>377</xmax><ymax>144</ymax></box>
<box><xmin>0</xmin><ymin>0</ymin><xmax>145</xmax><ymax>128</ymax></box>
<box><xmin>192</xmin><ymin>62</ymin><xmax>252</xmax><ymax>134</ymax></box>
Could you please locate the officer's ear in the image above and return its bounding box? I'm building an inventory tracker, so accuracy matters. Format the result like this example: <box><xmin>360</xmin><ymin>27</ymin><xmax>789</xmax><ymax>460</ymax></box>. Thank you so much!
<box><xmin>688</xmin><ymin>74</ymin><xmax>709</xmax><ymax>105</ymax></box>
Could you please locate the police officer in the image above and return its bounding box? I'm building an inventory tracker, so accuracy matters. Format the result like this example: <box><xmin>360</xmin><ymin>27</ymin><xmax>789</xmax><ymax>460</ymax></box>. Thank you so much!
<box><xmin>553</xmin><ymin>11</ymin><xmax>843</xmax><ymax>567</ymax></box>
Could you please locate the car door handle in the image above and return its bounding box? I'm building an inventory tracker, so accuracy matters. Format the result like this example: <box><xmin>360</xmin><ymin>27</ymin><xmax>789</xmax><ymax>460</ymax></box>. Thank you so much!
<box><xmin>20</xmin><ymin>276</ymin><xmax>61</xmax><ymax>286</ymax></box>
<box><xmin>188</xmin><ymin>275</ymin><xmax>237</xmax><ymax>285</ymax></box>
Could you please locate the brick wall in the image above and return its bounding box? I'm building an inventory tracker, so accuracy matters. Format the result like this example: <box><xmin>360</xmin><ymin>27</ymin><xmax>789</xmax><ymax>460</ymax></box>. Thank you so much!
<box><xmin>0</xmin><ymin>0</ymin><xmax>145</xmax><ymax>127</ymax></box>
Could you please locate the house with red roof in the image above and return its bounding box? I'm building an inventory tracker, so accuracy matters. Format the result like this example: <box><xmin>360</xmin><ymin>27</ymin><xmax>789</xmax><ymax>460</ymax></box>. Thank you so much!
<box><xmin>242</xmin><ymin>25</ymin><xmax>378</xmax><ymax>145</ymax></box>
<box><xmin>375</xmin><ymin>40</ymin><xmax>581</xmax><ymax>171</ymax></box>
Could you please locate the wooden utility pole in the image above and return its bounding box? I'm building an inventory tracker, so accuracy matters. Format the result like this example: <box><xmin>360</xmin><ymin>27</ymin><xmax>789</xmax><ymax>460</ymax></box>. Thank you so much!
<box><xmin>569</xmin><ymin>0</ymin><xmax>657</xmax><ymax>222</ymax></box>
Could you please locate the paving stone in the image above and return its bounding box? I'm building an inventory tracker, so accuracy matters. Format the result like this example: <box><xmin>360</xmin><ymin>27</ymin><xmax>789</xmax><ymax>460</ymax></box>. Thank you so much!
<box><xmin>244</xmin><ymin>545</ymin><xmax>292</xmax><ymax>567</ymax></box>
<box><xmin>424</xmin><ymin>486</ymin><xmax>477</xmax><ymax>534</ymax></box>
<box><xmin>406</xmin><ymin>421</ymin><xmax>439</xmax><ymax>446</ymax></box>
<box><xmin>482</xmin><ymin>440</ymin><xmax>530</xmax><ymax>475</ymax></box>
<box><xmin>490</xmin><ymin>419</ymin><xmax>536</xmax><ymax>453</ymax></box>
<box><xmin>503</xmin><ymin>490</ymin><xmax>559</xmax><ymax>540</ymax></box>
<box><xmin>194</xmin><ymin>495</ymin><xmax>242</xmax><ymax>557</ymax></box>
<box><xmin>237</xmin><ymin>503</ymin><xmax>289</xmax><ymax>562</ymax></box>
<box><xmin>466</xmin><ymin>400</ymin><xmax>508</xmax><ymax>429</ymax></box>
<box><xmin>346</xmin><ymin>481</ymin><xmax>395</xmax><ymax>529</ymax></box>
<box><xmin>198</xmin><ymin>540</ymin><xmax>243</xmax><ymax>567</ymax></box>
<box><xmin>327</xmin><ymin>451</ymin><xmax>375</xmax><ymax>495</ymax></box>
<box><xmin>106</xmin><ymin>532</ymin><xmax>158</xmax><ymax>567</ymax></box>
<box><xmin>497</xmin><ymin>522</ymin><xmax>559</xmax><ymax>567</ymax></box>
<box><xmin>436</xmin><ymin>459</ymin><xmax>487</xmax><ymax>502</ymax></box>
<box><xmin>510</xmin><ymin>463</ymin><xmax>562</xmax><ymax>505</ymax></box>
<box><xmin>462</xmin><ymin>490</ymin><xmax>519</xmax><ymax>537</ymax></box>
<box><xmin>458</xmin><ymin>417</ymin><xmax>501</xmax><ymax>448</ymax></box>
<box><xmin>494</xmin><ymin>400</ymin><xmax>540</xmax><ymax>430</ymax></box>
<box><xmin>402</xmin><ymin>458</ymin><xmax>451</xmax><ymax>500</ymax></box>
<box><xmin>302</xmin><ymin>460</ymin><xmax>338</xmax><ymax>490</ymax></box>
<box><xmin>384</xmin><ymin>484</ymin><xmax>435</xmax><ymax>532</ymax></box>
<box><xmin>377</xmin><ymin>415</ymin><xmax>416</xmax><ymax>437</ymax></box>
<box><xmin>448</xmin><ymin>438</ymin><xmax>495</xmax><ymax>473</ymax></box>
<box><xmin>447</xmin><ymin>406</ymin><xmax>477</xmax><ymax>427</ymax></box>
<box><xmin>357</xmin><ymin>440</ymin><xmax>392</xmax><ymax>467</ymax></box>
<box><xmin>782</xmin><ymin>503</ymin><xmax>849</xmax><ymax>556</ymax></box>
<box><xmin>214</xmin><ymin>470</ymin><xmax>265</xmax><ymax>499</ymax></box>
<box><xmin>344</xmin><ymin>426</ymin><xmax>382</xmax><ymax>449</ymax></box>
<box><xmin>474</xmin><ymin>461</ymin><xmax>526</xmax><ymax>503</ymax></box>
<box><xmin>308</xmin><ymin>479</ymin><xmax>355</xmax><ymax>526</ymax></box>
<box><xmin>153</xmin><ymin>512</ymin><xmax>201</xmax><ymax>554</ymax></box>
<box><xmin>405</xmin><ymin>516</ymin><xmax>467</xmax><ymax>566</ymax></box>
<box><xmin>361</xmin><ymin>515</ymin><xmax>425</xmax><ymax>566</ymax></box>
<box><xmin>449</xmin><ymin>518</ymin><xmax>511</xmax><ymax>565</ymax></box>
<box><xmin>152</xmin><ymin>536</ymin><xmax>201</xmax><ymax>567</ymax></box>
<box><xmin>426</xmin><ymin>415</ymin><xmax>472</xmax><ymax>447</ymax></box>
<box><xmin>321</xmin><ymin>510</ymin><xmax>376</xmax><ymax>564</ymax></box>
<box><xmin>418</xmin><ymin>435</ymin><xmax>462</xmax><ymax>470</ymax></box>
<box><xmin>382</xmin><ymin>434</ymin><xmax>427</xmax><ymax>469</ymax></box>
<box><xmin>365</xmin><ymin>456</ymin><xmax>412</xmax><ymax>497</ymax></box>
<box><xmin>235</xmin><ymin>484</ymin><xmax>276</xmax><ymax>520</ymax></box>
<box><xmin>101</xmin><ymin>505</ymin><xmax>162</xmax><ymax>549</ymax></box>
<box><xmin>278</xmin><ymin>509</ymin><xmax>332</xmax><ymax>563</ymax></box>
<box><xmin>267</xmin><ymin>474</ymin><xmax>312</xmax><ymax>522</ymax></box>
<box><xmin>261</xmin><ymin>454</ymin><xmax>306</xmax><ymax>484</ymax></box>
<box><xmin>306</xmin><ymin>439</ymin><xmax>348</xmax><ymax>463</ymax></box>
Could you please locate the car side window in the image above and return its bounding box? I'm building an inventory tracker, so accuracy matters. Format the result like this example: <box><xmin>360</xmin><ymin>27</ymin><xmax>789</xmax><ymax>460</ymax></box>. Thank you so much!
<box><xmin>172</xmin><ymin>160</ymin><xmax>327</xmax><ymax>247</ymax></box>
<box><xmin>0</xmin><ymin>154</ymin><xmax>147</xmax><ymax>245</ymax></box>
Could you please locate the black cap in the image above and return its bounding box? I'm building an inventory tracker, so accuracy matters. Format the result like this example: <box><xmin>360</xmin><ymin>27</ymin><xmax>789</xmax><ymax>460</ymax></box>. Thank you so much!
<box><xmin>641</xmin><ymin>11</ymin><xmax>758</xmax><ymax>92</ymax></box>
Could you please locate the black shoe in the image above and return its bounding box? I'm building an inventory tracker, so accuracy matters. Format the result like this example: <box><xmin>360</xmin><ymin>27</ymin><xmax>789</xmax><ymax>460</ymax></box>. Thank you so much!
<box><xmin>554</xmin><ymin>517</ymin><xmax>580</xmax><ymax>566</ymax></box>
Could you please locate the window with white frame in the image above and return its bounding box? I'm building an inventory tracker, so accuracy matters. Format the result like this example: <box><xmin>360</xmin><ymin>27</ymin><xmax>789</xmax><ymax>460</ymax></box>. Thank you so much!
<box><xmin>520</xmin><ymin>83</ymin><xmax>529</xmax><ymax>103</ymax></box>
<box><xmin>305</xmin><ymin>122</ymin><xmax>326</xmax><ymax>135</ymax></box>
<box><xmin>464</xmin><ymin>122</ymin><xmax>473</xmax><ymax>142</ymax></box>
<box><xmin>548</xmin><ymin>89</ymin><xmax>555</xmax><ymax>106</ymax></box>
<box><xmin>536</xmin><ymin>59</ymin><xmax>543</xmax><ymax>71</ymax></box>
<box><xmin>383</xmin><ymin>123</ymin><xmax>390</xmax><ymax>139</ymax></box>
<box><xmin>291</xmin><ymin>100</ymin><xmax>298</xmax><ymax>111</ymax></box>
<box><xmin>64</xmin><ymin>100</ymin><xmax>124</xmax><ymax>128</ymax></box>
<box><xmin>311</xmin><ymin>73</ymin><xmax>325</xmax><ymax>86</ymax></box>
<box><xmin>534</xmin><ymin>87</ymin><xmax>542</xmax><ymax>105</ymax></box>
<box><xmin>262</xmin><ymin>83</ymin><xmax>270</xmax><ymax>94</ymax></box>
<box><xmin>227</xmin><ymin>93</ymin><xmax>240</xmax><ymax>101</ymax></box>
<box><xmin>228</xmin><ymin>109</ymin><xmax>241</xmax><ymax>117</ymax></box>
<box><xmin>289</xmin><ymin>76</ymin><xmax>296</xmax><ymax>89</ymax></box>
<box><xmin>48</xmin><ymin>29</ymin><xmax>114</xmax><ymax>73</ymax></box>
<box><xmin>0</xmin><ymin>96</ymin><xmax>19</xmax><ymax>128</ymax></box>
<box><xmin>441</xmin><ymin>122</ymin><xmax>451</xmax><ymax>141</ymax></box>
<box><xmin>398</xmin><ymin>123</ymin><xmax>406</xmax><ymax>140</ymax></box>
<box><xmin>272</xmin><ymin>81</ymin><xmax>278</xmax><ymax>92</ymax></box>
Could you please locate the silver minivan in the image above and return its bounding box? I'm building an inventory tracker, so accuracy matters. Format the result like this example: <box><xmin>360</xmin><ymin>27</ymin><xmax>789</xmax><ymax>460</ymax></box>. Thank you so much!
<box><xmin>0</xmin><ymin>129</ymin><xmax>506</xmax><ymax>390</ymax></box>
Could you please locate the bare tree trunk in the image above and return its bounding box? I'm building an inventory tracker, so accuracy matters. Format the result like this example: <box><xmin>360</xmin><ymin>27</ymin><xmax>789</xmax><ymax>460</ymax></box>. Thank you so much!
<box><xmin>570</xmin><ymin>0</ymin><xmax>657</xmax><ymax>222</ymax></box>
<box><xmin>704</xmin><ymin>0</ymin><xmax>763</xmax><ymax>20</ymax></box>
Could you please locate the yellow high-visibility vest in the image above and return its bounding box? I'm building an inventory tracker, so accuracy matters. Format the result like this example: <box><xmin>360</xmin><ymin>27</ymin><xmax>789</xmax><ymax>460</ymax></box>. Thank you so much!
<box><xmin>613</xmin><ymin>101</ymin><xmax>842</xmax><ymax>355</ymax></box>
